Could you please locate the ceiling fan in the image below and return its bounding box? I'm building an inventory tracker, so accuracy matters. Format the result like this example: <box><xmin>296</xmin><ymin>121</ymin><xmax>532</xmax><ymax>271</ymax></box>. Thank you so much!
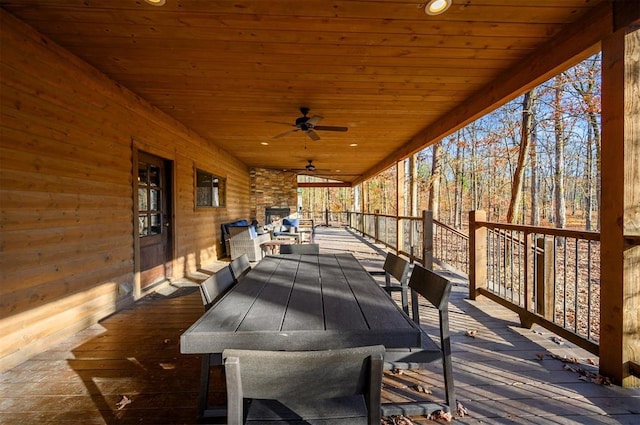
<box><xmin>270</xmin><ymin>107</ymin><xmax>348</xmax><ymax>141</ymax></box>
<box><xmin>290</xmin><ymin>160</ymin><xmax>328</xmax><ymax>174</ymax></box>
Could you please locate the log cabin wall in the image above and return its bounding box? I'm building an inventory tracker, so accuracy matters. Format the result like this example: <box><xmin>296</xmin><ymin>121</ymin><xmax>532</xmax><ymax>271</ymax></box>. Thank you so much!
<box><xmin>0</xmin><ymin>11</ymin><xmax>251</xmax><ymax>371</ymax></box>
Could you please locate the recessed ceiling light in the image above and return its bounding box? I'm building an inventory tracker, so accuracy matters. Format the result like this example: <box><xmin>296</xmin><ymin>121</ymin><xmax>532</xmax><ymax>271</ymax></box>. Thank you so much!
<box><xmin>349</xmin><ymin>143</ymin><xmax>358</xmax><ymax>147</ymax></box>
<box><xmin>425</xmin><ymin>0</ymin><xmax>451</xmax><ymax>15</ymax></box>
<box><xmin>143</xmin><ymin>0</ymin><xmax>166</xmax><ymax>6</ymax></box>
<box><xmin>261</xmin><ymin>142</ymin><xmax>269</xmax><ymax>146</ymax></box>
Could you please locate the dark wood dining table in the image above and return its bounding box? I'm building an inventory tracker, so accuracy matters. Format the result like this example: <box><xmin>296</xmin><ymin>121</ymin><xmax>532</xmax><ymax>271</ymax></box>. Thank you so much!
<box><xmin>180</xmin><ymin>253</ymin><xmax>440</xmax><ymax>418</ymax></box>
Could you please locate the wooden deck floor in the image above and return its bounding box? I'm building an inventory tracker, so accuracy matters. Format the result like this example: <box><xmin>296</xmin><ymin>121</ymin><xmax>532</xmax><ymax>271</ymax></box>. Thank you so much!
<box><xmin>1</xmin><ymin>227</ymin><xmax>639</xmax><ymax>424</ymax></box>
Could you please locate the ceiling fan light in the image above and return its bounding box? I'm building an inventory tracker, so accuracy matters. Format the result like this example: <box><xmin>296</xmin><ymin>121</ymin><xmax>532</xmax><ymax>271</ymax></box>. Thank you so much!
<box><xmin>143</xmin><ymin>0</ymin><xmax>166</xmax><ymax>6</ymax></box>
<box><xmin>425</xmin><ymin>0</ymin><xmax>451</xmax><ymax>15</ymax></box>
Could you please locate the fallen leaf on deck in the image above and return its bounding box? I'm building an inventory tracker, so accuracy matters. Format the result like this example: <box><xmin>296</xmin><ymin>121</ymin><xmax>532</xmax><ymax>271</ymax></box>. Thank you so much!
<box><xmin>465</xmin><ymin>329</ymin><xmax>478</xmax><ymax>338</ymax></box>
<box><xmin>381</xmin><ymin>415</ymin><xmax>416</xmax><ymax>425</ymax></box>
<box><xmin>159</xmin><ymin>362</ymin><xmax>175</xmax><ymax>370</ymax></box>
<box><xmin>536</xmin><ymin>353</ymin><xmax>545</xmax><ymax>360</ymax></box>
<box><xmin>592</xmin><ymin>374</ymin><xmax>612</xmax><ymax>386</ymax></box>
<box><xmin>551</xmin><ymin>336</ymin><xmax>565</xmax><ymax>345</ymax></box>
<box><xmin>392</xmin><ymin>368</ymin><xmax>403</xmax><ymax>375</ymax></box>
<box><xmin>163</xmin><ymin>339</ymin><xmax>170</xmax><ymax>344</ymax></box>
<box><xmin>456</xmin><ymin>401</ymin><xmax>469</xmax><ymax>417</ymax></box>
<box><xmin>116</xmin><ymin>395</ymin><xmax>131</xmax><ymax>410</ymax></box>
<box><xmin>587</xmin><ymin>358</ymin><xmax>597</xmax><ymax>365</ymax></box>
<box><xmin>412</xmin><ymin>384</ymin><xmax>432</xmax><ymax>394</ymax></box>
<box><xmin>427</xmin><ymin>410</ymin><xmax>453</xmax><ymax>422</ymax></box>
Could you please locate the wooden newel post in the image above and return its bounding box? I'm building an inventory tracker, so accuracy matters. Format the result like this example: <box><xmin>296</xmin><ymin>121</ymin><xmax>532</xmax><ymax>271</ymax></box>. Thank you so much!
<box><xmin>422</xmin><ymin>210</ymin><xmax>433</xmax><ymax>269</ymax></box>
<box><xmin>535</xmin><ymin>237</ymin><xmax>555</xmax><ymax>321</ymax></box>
<box><xmin>374</xmin><ymin>210</ymin><xmax>380</xmax><ymax>242</ymax></box>
<box><xmin>469</xmin><ymin>210</ymin><xmax>487</xmax><ymax>300</ymax></box>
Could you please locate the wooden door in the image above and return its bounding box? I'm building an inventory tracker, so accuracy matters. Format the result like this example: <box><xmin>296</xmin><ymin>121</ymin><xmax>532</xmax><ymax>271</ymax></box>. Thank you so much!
<box><xmin>137</xmin><ymin>152</ymin><xmax>173</xmax><ymax>289</ymax></box>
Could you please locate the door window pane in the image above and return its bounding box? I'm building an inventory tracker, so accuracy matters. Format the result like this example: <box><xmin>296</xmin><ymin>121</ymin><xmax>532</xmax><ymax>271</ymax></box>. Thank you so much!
<box><xmin>149</xmin><ymin>165</ymin><xmax>161</xmax><ymax>187</ymax></box>
<box><xmin>139</xmin><ymin>215</ymin><xmax>149</xmax><ymax>237</ymax></box>
<box><xmin>150</xmin><ymin>189</ymin><xmax>160</xmax><ymax>211</ymax></box>
<box><xmin>138</xmin><ymin>188</ymin><xmax>148</xmax><ymax>211</ymax></box>
<box><xmin>150</xmin><ymin>214</ymin><xmax>161</xmax><ymax>235</ymax></box>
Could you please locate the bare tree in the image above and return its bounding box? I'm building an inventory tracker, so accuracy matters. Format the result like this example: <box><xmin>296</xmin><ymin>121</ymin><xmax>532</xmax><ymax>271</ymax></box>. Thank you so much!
<box><xmin>530</xmin><ymin>114</ymin><xmax>540</xmax><ymax>226</ymax></box>
<box><xmin>553</xmin><ymin>76</ymin><xmax>567</xmax><ymax>230</ymax></box>
<box><xmin>428</xmin><ymin>142</ymin><xmax>442</xmax><ymax>220</ymax></box>
<box><xmin>507</xmin><ymin>90</ymin><xmax>536</xmax><ymax>223</ymax></box>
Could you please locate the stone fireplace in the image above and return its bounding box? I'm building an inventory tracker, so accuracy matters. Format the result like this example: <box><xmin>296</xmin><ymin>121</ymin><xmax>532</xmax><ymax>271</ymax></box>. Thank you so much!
<box><xmin>250</xmin><ymin>168</ymin><xmax>298</xmax><ymax>225</ymax></box>
<box><xmin>265</xmin><ymin>207</ymin><xmax>291</xmax><ymax>226</ymax></box>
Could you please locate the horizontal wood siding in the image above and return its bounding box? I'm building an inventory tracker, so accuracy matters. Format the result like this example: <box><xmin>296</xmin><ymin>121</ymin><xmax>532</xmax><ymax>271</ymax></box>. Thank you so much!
<box><xmin>0</xmin><ymin>11</ymin><xmax>250</xmax><ymax>371</ymax></box>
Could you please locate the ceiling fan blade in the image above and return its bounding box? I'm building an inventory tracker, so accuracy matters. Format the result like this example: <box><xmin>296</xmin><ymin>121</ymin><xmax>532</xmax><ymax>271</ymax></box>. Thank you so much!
<box><xmin>273</xmin><ymin>129</ymin><xmax>299</xmax><ymax>139</ymax></box>
<box><xmin>306</xmin><ymin>130</ymin><xmax>320</xmax><ymax>141</ymax></box>
<box><xmin>313</xmin><ymin>125</ymin><xmax>348</xmax><ymax>132</ymax></box>
<box><xmin>306</xmin><ymin>115</ymin><xmax>324</xmax><ymax>126</ymax></box>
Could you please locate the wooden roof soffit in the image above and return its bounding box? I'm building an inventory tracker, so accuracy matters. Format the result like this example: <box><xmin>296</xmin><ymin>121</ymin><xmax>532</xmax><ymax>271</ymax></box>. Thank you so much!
<box><xmin>354</xmin><ymin>1</ymin><xmax>615</xmax><ymax>187</ymax></box>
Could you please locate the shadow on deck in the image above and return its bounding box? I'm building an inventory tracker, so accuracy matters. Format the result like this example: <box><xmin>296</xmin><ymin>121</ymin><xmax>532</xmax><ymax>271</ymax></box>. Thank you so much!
<box><xmin>1</xmin><ymin>226</ymin><xmax>638</xmax><ymax>424</ymax></box>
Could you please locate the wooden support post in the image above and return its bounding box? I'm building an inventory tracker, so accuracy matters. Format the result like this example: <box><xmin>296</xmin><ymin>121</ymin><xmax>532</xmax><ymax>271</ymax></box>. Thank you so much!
<box><xmin>535</xmin><ymin>237</ymin><xmax>554</xmax><ymax>321</ymax></box>
<box><xmin>374</xmin><ymin>210</ymin><xmax>380</xmax><ymax>242</ymax></box>
<box><xmin>397</xmin><ymin>161</ymin><xmax>405</xmax><ymax>253</ymax></box>
<box><xmin>410</xmin><ymin>154</ymin><xmax>419</xmax><ymax>217</ymax></box>
<box><xmin>469</xmin><ymin>210</ymin><xmax>487</xmax><ymax>300</ymax></box>
<box><xmin>600</xmin><ymin>25</ymin><xmax>640</xmax><ymax>387</ymax></box>
<box><xmin>423</xmin><ymin>210</ymin><xmax>433</xmax><ymax>269</ymax></box>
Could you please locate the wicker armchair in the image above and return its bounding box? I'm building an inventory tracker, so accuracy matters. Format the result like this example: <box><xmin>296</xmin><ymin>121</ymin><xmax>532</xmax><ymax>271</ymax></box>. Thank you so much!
<box><xmin>228</xmin><ymin>226</ymin><xmax>271</xmax><ymax>261</ymax></box>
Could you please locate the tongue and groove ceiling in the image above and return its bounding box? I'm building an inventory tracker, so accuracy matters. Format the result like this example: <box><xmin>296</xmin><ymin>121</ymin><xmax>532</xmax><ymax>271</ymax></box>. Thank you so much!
<box><xmin>1</xmin><ymin>0</ymin><xmax>609</xmax><ymax>184</ymax></box>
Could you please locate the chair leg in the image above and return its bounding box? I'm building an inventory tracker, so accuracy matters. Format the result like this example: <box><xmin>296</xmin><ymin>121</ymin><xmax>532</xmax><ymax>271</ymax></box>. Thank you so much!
<box><xmin>400</xmin><ymin>283</ymin><xmax>409</xmax><ymax>315</ymax></box>
<box><xmin>440</xmin><ymin>310</ymin><xmax>456</xmax><ymax>410</ymax></box>
<box><xmin>198</xmin><ymin>354</ymin><xmax>211</xmax><ymax>417</ymax></box>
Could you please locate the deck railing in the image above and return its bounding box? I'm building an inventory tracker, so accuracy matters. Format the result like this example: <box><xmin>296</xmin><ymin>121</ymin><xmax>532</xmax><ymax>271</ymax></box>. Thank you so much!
<box><xmin>347</xmin><ymin>211</ymin><xmax>469</xmax><ymax>271</ymax></box>
<box><xmin>469</xmin><ymin>211</ymin><xmax>600</xmax><ymax>354</ymax></box>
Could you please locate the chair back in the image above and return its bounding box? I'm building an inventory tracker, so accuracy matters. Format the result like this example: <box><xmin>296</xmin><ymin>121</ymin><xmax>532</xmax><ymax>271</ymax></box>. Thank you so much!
<box><xmin>229</xmin><ymin>253</ymin><xmax>251</xmax><ymax>281</ymax></box>
<box><xmin>382</xmin><ymin>252</ymin><xmax>410</xmax><ymax>286</ymax></box>
<box><xmin>223</xmin><ymin>345</ymin><xmax>384</xmax><ymax>424</ymax></box>
<box><xmin>279</xmin><ymin>243</ymin><xmax>320</xmax><ymax>255</ymax></box>
<box><xmin>408</xmin><ymin>264</ymin><xmax>452</xmax><ymax>324</ymax></box>
<box><xmin>200</xmin><ymin>266</ymin><xmax>235</xmax><ymax>309</ymax></box>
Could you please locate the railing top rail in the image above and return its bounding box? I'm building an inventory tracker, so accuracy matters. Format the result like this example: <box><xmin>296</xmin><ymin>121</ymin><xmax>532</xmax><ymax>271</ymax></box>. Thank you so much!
<box><xmin>475</xmin><ymin>220</ymin><xmax>600</xmax><ymax>241</ymax></box>
<box><xmin>433</xmin><ymin>219</ymin><xmax>469</xmax><ymax>239</ymax></box>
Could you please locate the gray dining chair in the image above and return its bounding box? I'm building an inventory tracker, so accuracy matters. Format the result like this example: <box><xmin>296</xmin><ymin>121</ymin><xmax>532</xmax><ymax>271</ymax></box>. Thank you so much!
<box><xmin>197</xmin><ymin>265</ymin><xmax>238</xmax><ymax>415</ymax></box>
<box><xmin>230</xmin><ymin>253</ymin><xmax>251</xmax><ymax>282</ymax></box>
<box><xmin>223</xmin><ymin>345</ymin><xmax>385</xmax><ymax>425</ymax></box>
<box><xmin>369</xmin><ymin>252</ymin><xmax>410</xmax><ymax>314</ymax></box>
<box><xmin>384</xmin><ymin>264</ymin><xmax>456</xmax><ymax>411</ymax></box>
<box><xmin>279</xmin><ymin>243</ymin><xmax>320</xmax><ymax>254</ymax></box>
<box><xmin>199</xmin><ymin>265</ymin><xmax>235</xmax><ymax>310</ymax></box>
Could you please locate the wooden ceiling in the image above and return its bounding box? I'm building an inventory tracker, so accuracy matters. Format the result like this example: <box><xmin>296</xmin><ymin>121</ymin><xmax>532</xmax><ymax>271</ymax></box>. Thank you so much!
<box><xmin>1</xmin><ymin>0</ymin><xmax>610</xmax><ymax>185</ymax></box>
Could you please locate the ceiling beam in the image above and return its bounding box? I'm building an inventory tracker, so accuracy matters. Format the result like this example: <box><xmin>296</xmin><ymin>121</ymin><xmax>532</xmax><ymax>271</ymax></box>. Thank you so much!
<box><xmin>297</xmin><ymin>182</ymin><xmax>352</xmax><ymax>188</ymax></box>
<box><xmin>354</xmin><ymin>1</ymin><xmax>614</xmax><ymax>186</ymax></box>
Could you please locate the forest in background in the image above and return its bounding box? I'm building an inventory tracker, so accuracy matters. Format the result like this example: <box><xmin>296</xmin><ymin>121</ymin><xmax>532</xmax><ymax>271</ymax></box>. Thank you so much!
<box><xmin>301</xmin><ymin>53</ymin><xmax>602</xmax><ymax>233</ymax></box>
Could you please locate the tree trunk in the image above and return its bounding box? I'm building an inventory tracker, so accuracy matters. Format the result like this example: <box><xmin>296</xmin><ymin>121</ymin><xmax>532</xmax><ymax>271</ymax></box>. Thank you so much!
<box><xmin>530</xmin><ymin>115</ymin><xmax>539</xmax><ymax>226</ymax></box>
<box><xmin>453</xmin><ymin>134</ymin><xmax>464</xmax><ymax>228</ymax></box>
<box><xmin>553</xmin><ymin>77</ymin><xmax>567</xmax><ymax>231</ymax></box>
<box><xmin>507</xmin><ymin>90</ymin><xmax>535</xmax><ymax>223</ymax></box>
<box><xmin>428</xmin><ymin>142</ymin><xmax>442</xmax><ymax>220</ymax></box>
